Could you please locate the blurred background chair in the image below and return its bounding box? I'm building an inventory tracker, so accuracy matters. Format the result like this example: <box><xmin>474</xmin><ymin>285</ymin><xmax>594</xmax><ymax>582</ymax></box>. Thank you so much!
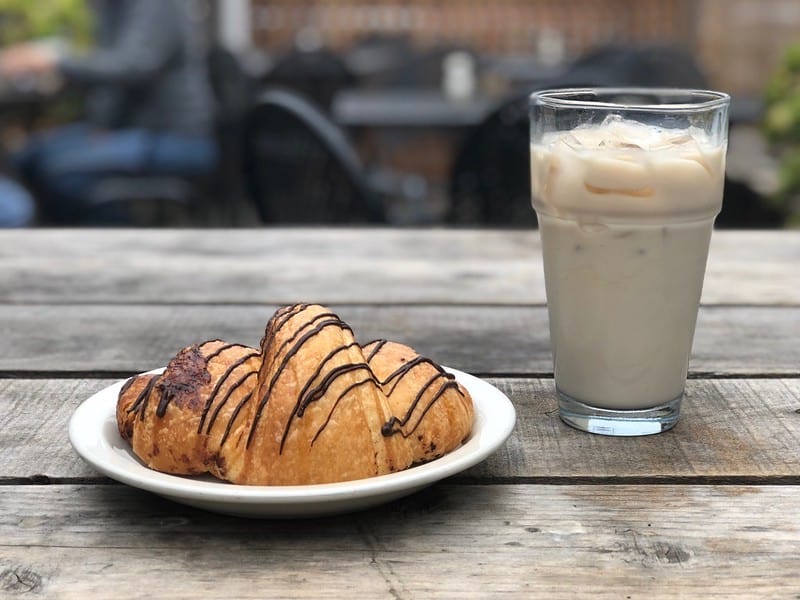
<box><xmin>548</xmin><ymin>43</ymin><xmax>782</xmax><ymax>227</ymax></box>
<box><xmin>262</xmin><ymin>48</ymin><xmax>356</xmax><ymax>110</ymax></box>
<box><xmin>446</xmin><ymin>44</ymin><xmax>771</xmax><ymax>228</ymax></box>
<box><xmin>244</xmin><ymin>87</ymin><xmax>432</xmax><ymax>225</ymax></box>
<box><xmin>447</xmin><ymin>92</ymin><xmax>534</xmax><ymax>227</ymax></box>
<box><xmin>543</xmin><ymin>44</ymin><xmax>708</xmax><ymax>89</ymax></box>
<box><xmin>203</xmin><ymin>44</ymin><xmax>257</xmax><ymax>222</ymax></box>
<box><xmin>244</xmin><ymin>87</ymin><xmax>382</xmax><ymax>224</ymax></box>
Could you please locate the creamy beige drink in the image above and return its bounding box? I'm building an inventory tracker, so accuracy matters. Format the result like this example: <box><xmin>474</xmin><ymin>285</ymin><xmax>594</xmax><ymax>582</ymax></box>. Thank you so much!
<box><xmin>532</xmin><ymin>116</ymin><xmax>726</xmax><ymax>410</ymax></box>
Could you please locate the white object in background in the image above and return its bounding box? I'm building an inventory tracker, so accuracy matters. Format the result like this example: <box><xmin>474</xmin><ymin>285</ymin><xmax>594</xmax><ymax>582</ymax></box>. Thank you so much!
<box><xmin>536</xmin><ymin>28</ymin><xmax>566</xmax><ymax>67</ymax></box>
<box><xmin>443</xmin><ymin>51</ymin><xmax>476</xmax><ymax>102</ymax></box>
<box><xmin>218</xmin><ymin>0</ymin><xmax>252</xmax><ymax>52</ymax></box>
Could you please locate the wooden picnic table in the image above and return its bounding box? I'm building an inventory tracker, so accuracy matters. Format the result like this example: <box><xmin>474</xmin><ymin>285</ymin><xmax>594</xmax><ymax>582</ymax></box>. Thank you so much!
<box><xmin>1</xmin><ymin>228</ymin><xmax>798</xmax><ymax>598</ymax></box>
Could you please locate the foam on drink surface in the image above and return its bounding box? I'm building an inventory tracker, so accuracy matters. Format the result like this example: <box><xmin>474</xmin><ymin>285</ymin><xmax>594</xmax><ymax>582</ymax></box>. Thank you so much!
<box><xmin>532</xmin><ymin>115</ymin><xmax>726</xmax><ymax>224</ymax></box>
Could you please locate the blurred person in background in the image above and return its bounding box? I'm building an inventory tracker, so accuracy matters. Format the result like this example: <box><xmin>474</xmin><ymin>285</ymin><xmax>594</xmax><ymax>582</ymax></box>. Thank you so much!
<box><xmin>0</xmin><ymin>0</ymin><xmax>217</xmax><ymax>224</ymax></box>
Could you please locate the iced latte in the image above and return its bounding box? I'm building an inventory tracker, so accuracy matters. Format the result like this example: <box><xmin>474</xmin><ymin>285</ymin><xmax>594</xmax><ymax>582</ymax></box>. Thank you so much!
<box><xmin>530</xmin><ymin>89</ymin><xmax>729</xmax><ymax>435</ymax></box>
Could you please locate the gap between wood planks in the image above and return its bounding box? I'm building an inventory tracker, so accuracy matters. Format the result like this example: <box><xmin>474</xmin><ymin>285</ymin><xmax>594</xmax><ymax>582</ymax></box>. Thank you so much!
<box><xmin>2</xmin><ymin>371</ymin><xmax>799</xmax><ymax>380</ymax></box>
<box><xmin>0</xmin><ymin>301</ymin><xmax>797</xmax><ymax>308</ymax></box>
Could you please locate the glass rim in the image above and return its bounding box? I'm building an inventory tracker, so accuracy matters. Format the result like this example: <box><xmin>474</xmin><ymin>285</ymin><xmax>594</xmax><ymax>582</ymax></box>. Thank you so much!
<box><xmin>530</xmin><ymin>87</ymin><xmax>730</xmax><ymax>113</ymax></box>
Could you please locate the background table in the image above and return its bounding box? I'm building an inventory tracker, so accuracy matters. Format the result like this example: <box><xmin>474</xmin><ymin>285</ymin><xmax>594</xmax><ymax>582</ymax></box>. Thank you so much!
<box><xmin>1</xmin><ymin>228</ymin><xmax>799</xmax><ymax>598</ymax></box>
<box><xmin>332</xmin><ymin>89</ymin><xmax>496</xmax><ymax>128</ymax></box>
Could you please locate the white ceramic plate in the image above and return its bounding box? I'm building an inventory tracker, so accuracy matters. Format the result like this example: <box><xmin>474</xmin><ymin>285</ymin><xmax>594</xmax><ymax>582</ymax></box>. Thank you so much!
<box><xmin>69</xmin><ymin>367</ymin><xmax>516</xmax><ymax>518</ymax></box>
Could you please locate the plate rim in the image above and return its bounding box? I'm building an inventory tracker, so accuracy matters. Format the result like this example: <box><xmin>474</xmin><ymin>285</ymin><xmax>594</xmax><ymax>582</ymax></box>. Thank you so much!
<box><xmin>68</xmin><ymin>366</ymin><xmax>516</xmax><ymax>510</ymax></box>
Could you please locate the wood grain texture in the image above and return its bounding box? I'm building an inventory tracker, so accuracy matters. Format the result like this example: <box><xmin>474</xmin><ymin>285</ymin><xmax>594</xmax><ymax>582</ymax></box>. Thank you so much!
<box><xmin>488</xmin><ymin>377</ymin><xmax>800</xmax><ymax>481</ymax></box>
<box><xmin>4</xmin><ymin>378</ymin><xmax>799</xmax><ymax>481</ymax></box>
<box><xmin>0</xmin><ymin>229</ymin><xmax>797</xmax><ymax>305</ymax></box>
<box><xmin>2</xmin><ymin>228</ymin><xmax>798</xmax><ymax>598</ymax></box>
<box><xmin>1</xmin><ymin>484</ymin><xmax>798</xmax><ymax>598</ymax></box>
<box><xmin>0</xmin><ymin>304</ymin><xmax>796</xmax><ymax>376</ymax></box>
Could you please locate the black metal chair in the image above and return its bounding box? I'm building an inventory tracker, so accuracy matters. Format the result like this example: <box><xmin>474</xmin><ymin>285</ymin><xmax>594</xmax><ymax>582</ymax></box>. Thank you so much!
<box><xmin>448</xmin><ymin>92</ymin><xmax>535</xmax><ymax>227</ymax></box>
<box><xmin>545</xmin><ymin>44</ymin><xmax>709</xmax><ymax>90</ymax></box>
<box><xmin>263</xmin><ymin>49</ymin><xmax>356</xmax><ymax>110</ymax></box>
<box><xmin>243</xmin><ymin>88</ymin><xmax>386</xmax><ymax>224</ymax></box>
<box><xmin>244</xmin><ymin>88</ymin><xmax>435</xmax><ymax>225</ymax></box>
<box><xmin>447</xmin><ymin>45</ymin><xmax>714</xmax><ymax>227</ymax></box>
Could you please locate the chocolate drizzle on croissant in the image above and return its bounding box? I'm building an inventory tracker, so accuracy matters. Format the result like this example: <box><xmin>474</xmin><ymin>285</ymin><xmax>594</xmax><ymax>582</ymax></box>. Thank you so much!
<box><xmin>117</xmin><ymin>304</ymin><xmax>474</xmax><ymax>485</ymax></box>
<box><xmin>246</xmin><ymin>308</ymin><xmax>355</xmax><ymax>449</ymax></box>
<box><xmin>197</xmin><ymin>345</ymin><xmax>260</xmax><ymax>434</ymax></box>
<box><xmin>125</xmin><ymin>374</ymin><xmax>158</xmax><ymax>421</ymax></box>
<box><xmin>281</xmin><ymin>340</ymin><xmax>364</xmax><ymax>451</ymax></box>
<box><xmin>357</xmin><ymin>342</ymin><xmax>466</xmax><ymax>439</ymax></box>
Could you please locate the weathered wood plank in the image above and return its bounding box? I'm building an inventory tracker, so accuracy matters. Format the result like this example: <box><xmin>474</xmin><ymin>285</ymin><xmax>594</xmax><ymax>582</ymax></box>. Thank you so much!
<box><xmin>3</xmin><ymin>378</ymin><xmax>799</xmax><ymax>481</ymax></box>
<box><xmin>0</xmin><ymin>484</ymin><xmax>798</xmax><ymax>598</ymax></box>
<box><xmin>0</xmin><ymin>305</ymin><xmax>797</xmax><ymax>375</ymax></box>
<box><xmin>488</xmin><ymin>377</ymin><xmax>800</xmax><ymax>481</ymax></box>
<box><xmin>0</xmin><ymin>228</ymin><xmax>537</xmax><ymax>305</ymax></box>
<box><xmin>0</xmin><ymin>229</ymin><xmax>796</xmax><ymax>305</ymax></box>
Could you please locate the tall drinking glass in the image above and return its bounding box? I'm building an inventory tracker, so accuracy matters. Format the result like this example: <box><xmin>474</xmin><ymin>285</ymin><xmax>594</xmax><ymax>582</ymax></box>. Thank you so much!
<box><xmin>530</xmin><ymin>88</ymin><xmax>729</xmax><ymax>435</ymax></box>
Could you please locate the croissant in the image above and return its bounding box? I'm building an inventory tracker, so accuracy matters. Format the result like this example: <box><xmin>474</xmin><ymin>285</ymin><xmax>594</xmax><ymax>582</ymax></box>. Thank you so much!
<box><xmin>117</xmin><ymin>340</ymin><xmax>260</xmax><ymax>477</ymax></box>
<box><xmin>363</xmin><ymin>340</ymin><xmax>474</xmax><ymax>464</ymax></box>
<box><xmin>117</xmin><ymin>304</ymin><xmax>474</xmax><ymax>485</ymax></box>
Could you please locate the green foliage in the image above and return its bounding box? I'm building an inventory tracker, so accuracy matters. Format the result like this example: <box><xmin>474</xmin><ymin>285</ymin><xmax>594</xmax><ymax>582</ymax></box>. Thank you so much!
<box><xmin>0</xmin><ymin>0</ymin><xmax>92</xmax><ymax>46</ymax></box>
<box><xmin>763</xmin><ymin>42</ymin><xmax>800</xmax><ymax>224</ymax></box>
<box><xmin>0</xmin><ymin>1</ymin><xmax>92</xmax><ymax>127</ymax></box>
